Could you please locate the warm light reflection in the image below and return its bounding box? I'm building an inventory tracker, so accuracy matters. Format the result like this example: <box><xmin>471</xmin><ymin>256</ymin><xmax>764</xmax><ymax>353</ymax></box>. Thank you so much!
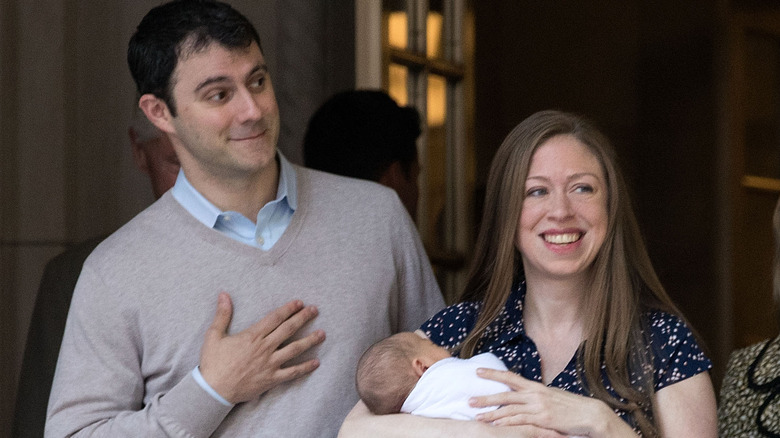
<box><xmin>428</xmin><ymin>75</ymin><xmax>446</xmax><ymax>126</ymax></box>
<box><xmin>388</xmin><ymin>64</ymin><xmax>408</xmax><ymax>106</ymax></box>
<box><xmin>388</xmin><ymin>12</ymin><xmax>407</xmax><ymax>49</ymax></box>
<box><xmin>386</xmin><ymin>9</ymin><xmax>445</xmax><ymax>125</ymax></box>
<box><xmin>427</xmin><ymin>13</ymin><xmax>443</xmax><ymax>58</ymax></box>
<box><xmin>389</xmin><ymin>11</ymin><xmax>443</xmax><ymax>58</ymax></box>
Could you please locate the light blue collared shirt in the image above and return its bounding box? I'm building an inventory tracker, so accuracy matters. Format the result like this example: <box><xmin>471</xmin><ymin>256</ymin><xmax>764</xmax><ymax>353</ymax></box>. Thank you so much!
<box><xmin>171</xmin><ymin>153</ymin><xmax>297</xmax><ymax>404</ymax></box>
<box><xmin>171</xmin><ymin>153</ymin><xmax>297</xmax><ymax>250</ymax></box>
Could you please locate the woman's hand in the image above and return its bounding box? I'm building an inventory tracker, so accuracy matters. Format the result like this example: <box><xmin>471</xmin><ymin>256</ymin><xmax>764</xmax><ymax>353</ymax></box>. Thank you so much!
<box><xmin>470</xmin><ymin>368</ymin><xmax>637</xmax><ymax>437</ymax></box>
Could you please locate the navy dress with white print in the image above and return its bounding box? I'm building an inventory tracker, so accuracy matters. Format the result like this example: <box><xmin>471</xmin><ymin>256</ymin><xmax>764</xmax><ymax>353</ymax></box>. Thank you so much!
<box><xmin>420</xmin><ymin>281</ymin><xmax>711</xmax><ymax>433</ymax></box>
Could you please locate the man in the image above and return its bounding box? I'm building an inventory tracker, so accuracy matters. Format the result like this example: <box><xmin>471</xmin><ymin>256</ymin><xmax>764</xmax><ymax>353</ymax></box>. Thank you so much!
<box><xmin>45</xmin><ymin>1</ymin><xmax>443</xmax><ymax>437</ymax></box>
<box><xmin>12</xmin><ymin>111</ymin><xmax>178</xmax><ymax>438</ymax></box>
<box><xmin>304</xmin><ymin>90</ymin><xmax>421</xmax><ymax>219</ymax></box>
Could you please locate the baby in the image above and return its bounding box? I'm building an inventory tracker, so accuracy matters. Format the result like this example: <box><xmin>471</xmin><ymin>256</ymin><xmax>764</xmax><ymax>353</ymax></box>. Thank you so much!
<box><xmin>355</xmin><ymin>331</ymin><xmax>511</xmax><ymax>420</ymax></box>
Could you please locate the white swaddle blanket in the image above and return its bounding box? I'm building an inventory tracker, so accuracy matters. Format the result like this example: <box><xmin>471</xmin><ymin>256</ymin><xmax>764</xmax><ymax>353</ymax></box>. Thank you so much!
<box><xmin>401</xmin><ymin>352</ymin><xmax>510</xmax><ymax>420</ymax></box>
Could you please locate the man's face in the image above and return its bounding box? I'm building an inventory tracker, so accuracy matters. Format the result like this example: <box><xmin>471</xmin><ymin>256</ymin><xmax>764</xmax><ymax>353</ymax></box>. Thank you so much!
<box><xmin>166</xmin><ymin>41</ymin><xmax>280</xmax><ymax>184</ymax></box>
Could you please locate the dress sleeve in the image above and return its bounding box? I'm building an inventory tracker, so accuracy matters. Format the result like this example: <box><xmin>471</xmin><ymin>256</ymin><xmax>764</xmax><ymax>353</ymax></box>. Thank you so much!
<box><xmin>419</xmin><ymin>301</ymin><xmax>480</xmax><ymax>349</ymax></box>
<box><xmin>646</xmin><ymin>311</ymin><xmax>712</xmax><ymax>391</ymax></box>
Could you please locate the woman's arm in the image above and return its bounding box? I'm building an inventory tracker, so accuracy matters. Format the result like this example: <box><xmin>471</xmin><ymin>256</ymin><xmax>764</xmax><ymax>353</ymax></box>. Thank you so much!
<box><xmin>653</xmin><ymin>372</ymin><xmax>717</xmax><ymax>437</ymax></box>
<box><xmin>469</xmin><ymin>369</ymin><xmax>637</xmax><ymax>437</ymax></box>
<box><xmin>337</xmin><ymin>401</ymin><xmax>567</xmax><ymax>438</ymax></box>
<box><xmin>470</xmin><ymin>368</ymin><xmax>718</xmax><ymax>437</ymax></box>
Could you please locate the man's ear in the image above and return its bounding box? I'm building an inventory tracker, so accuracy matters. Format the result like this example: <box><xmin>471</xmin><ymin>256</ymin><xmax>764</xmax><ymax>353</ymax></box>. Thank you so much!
<box><xmin>138</xmin><ymin>94</ymin><xmax>176</xmax><ymax>135</ymax></box>
<box><xmin>411</xmin><ymin>358</ymin><xmax>428</xmax><ymax>378</ymax></box>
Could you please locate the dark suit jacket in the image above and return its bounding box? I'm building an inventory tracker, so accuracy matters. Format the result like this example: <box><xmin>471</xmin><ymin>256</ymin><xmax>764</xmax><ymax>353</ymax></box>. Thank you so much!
<box><xmin>12</xmin><ymin>236</ymin><xmax>104</xmax><ymax>438</ymax></box>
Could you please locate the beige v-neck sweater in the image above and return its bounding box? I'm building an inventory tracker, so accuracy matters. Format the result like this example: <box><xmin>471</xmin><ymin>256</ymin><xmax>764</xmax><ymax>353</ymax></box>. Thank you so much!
<box><xmin>46</xmin><ymin>167</ymin><xmax>443</xmax><ymax>438</ymax></box>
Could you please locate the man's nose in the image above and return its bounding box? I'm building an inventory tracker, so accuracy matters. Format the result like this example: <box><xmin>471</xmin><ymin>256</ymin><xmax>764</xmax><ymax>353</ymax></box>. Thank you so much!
<box><xmin>235</xmin><ymin>88</ymin><xmax>262</xmax><ymax>122</ymax></box>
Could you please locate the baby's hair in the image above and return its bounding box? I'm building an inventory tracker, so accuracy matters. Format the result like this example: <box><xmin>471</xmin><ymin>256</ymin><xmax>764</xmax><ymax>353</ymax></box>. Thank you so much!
<box><xmin>355</xmin><ymin>333</ymin><xmax>421</xmax><ymax>414</ymax></box>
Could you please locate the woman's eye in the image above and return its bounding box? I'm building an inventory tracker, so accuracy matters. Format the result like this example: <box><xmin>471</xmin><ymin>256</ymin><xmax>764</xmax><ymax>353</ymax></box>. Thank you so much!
<box><xmin>573</xmin><ymin>184</ymin><xmax>594</xmax><ymax>193</ymax></box>
<box><xmin>526</xmin><ymin>187</ymin><xmax>547</xmax><ymax>197</ymax></box>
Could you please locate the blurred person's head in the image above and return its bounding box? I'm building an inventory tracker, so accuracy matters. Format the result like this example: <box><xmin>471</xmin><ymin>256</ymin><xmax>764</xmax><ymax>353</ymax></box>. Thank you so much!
<box><xmin>304</xmin><ymin>90</ymin><xmax>421</xmax><ymax>218</ymax></box>
<box><xmin>128</xmin><ymin>109</ymin><xmax>179</xmax><ymax>199</ymax></box>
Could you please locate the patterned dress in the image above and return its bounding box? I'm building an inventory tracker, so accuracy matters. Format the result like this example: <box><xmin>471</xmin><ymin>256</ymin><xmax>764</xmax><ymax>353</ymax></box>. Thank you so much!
<box><xmin>719</xmin><ymin>335</ymin><xmax>780</xmax><ymax>437</ymax></box>
<box><xmin>420</xmin><ymin>280</ymin><xmax>712</xmax><ymax>434</ymax></box>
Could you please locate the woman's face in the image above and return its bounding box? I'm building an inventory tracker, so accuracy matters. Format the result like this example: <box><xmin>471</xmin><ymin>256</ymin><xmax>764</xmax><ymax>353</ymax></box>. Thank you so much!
<box><xmin>515</xmin><ymin>134</ymin><xmax>608</xmax><ymax>284</ymax></box>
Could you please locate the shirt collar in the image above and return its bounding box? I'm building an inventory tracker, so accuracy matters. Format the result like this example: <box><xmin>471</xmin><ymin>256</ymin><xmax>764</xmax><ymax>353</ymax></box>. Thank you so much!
<box><xmin>277</xmin><ymin>152</ymin><xmax>298</xmax><ymax>210</ymax></box>
<box><xmin>171</xmin><ymin>152</ymin><xmax>297</xmax><ymax>228</ymax></box>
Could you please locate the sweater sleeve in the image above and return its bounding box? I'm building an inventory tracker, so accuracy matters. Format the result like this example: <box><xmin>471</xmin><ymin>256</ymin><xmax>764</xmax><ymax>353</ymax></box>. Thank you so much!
<box><xmin>388</xmin><ymin>194</ymin><xmax>445</xmax><ymax>334</ymax></box>
<box><xmin>45</xmin><ymin>263</ymin><xmax>232</xmax><ymax>438</ymax></box>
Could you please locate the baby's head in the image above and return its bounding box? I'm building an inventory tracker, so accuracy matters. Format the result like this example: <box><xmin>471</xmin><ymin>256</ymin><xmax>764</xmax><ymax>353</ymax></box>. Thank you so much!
<box><xmin>356</xmin><ymin>331</ymin><xmax>451</xmax><ymax>415</ymax></box>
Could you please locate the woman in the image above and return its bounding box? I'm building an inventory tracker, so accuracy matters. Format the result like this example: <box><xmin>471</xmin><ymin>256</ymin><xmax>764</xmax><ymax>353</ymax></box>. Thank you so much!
<box><xmin>719</xmin><ymin>197</ymin><xmax>780</xmax><ymax>437</ymax></box>
<box><xmin>339</xmin><ymin>110</ymin><xmax>717</xmax><ymax>437</ymax></box>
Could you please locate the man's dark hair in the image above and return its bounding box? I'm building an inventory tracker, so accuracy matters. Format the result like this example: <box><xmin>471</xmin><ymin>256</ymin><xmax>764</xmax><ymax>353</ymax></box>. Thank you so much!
<box><xmin>127</xmin><ymin>0</ymin><xmax>262</xmax><ymax>116</ymax></box>
<box><xmin>303</xmin><ymin>90</ymin><xmax>421</xmax><ymax>181</ymax></box>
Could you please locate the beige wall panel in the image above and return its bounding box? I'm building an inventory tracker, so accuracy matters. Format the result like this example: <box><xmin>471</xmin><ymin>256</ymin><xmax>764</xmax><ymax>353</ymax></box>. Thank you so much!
<box><xmin>15</xmin><ymin>1</ymin><xmax>67</xmax><ymax>241</ymax></box>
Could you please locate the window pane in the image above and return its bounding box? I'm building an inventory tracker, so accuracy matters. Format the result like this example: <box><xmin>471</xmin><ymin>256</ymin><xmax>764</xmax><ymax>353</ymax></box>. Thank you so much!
<box><xmin>744</xmin><ymin>31</ymin><xmax>780</xmax><ymax>179</ymax></box>
<box><xmin>384</xmin><ymin>1</ymin><xmax>408</xmax><ymax>50</ymax></box>
<box><xmin>427</xmin><ymin>1</ymin><xmax>444</xmax><ymax>59</ymax></box>
<box><xmin>388</xmin><ymin>63</ymin><xmax>408</xmax><ymax>106</ymax></box>
<box><xmin>427</xmin><ymin>74</ymin><xmax>446</xmax><ymax>126</ymax></box>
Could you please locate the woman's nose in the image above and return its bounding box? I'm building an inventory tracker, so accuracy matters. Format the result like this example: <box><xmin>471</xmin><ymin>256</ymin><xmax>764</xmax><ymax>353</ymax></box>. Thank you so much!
<box><xmin>549</xmin><ymin>192</ymin><xmax>574</xmax><ymax>219</ymax></box>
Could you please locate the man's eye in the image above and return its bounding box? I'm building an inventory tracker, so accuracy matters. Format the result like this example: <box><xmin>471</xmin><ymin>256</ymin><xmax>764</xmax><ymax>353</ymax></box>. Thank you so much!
<box><xmin>249</xmin><ymin>76</ymin><xmax>265</xmax><ymax>90</ymax></box>
<box><xmin>207</xmin><ymin>90</ymin><xmax>229</xmax><ymax>102</ymax></box>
